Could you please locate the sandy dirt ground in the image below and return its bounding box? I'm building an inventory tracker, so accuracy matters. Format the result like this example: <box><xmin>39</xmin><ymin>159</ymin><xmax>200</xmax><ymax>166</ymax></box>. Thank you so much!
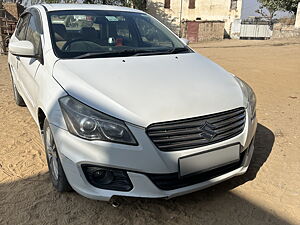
<box><xmin>0</xmin><ymin>38</ymin><xmax>299</xmax><ymax>225</ymax></box>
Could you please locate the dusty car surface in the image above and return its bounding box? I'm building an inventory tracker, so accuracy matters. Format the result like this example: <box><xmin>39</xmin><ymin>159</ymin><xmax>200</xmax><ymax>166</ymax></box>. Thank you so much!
<box><xmin>8</xmin><ymin>4</ymin><xmax>257</xmax><ymax>201</ymax></box>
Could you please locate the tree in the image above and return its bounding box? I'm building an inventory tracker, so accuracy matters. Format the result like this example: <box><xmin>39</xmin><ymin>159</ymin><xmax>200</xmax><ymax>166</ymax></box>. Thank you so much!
<box><xmin>131</xmin><ymin>0</ymin><xmax>146</xmax><ymax>11</ymax></box>
<box><xmin>82</xmin><ymin>0</ymin><xmax>146</xmax><ymax>11</ymax></box>
<box><xmin>256</xmin><ymin>0</ymin><xmax>282</xmax><ymax>19</ymax></box>
<box><xmin>257</xmin><ymin>0</ymin><xmax>300</xmax><ymax>18</ymax></box>
<box><xmin>278</xmin><ymin>0</ymin><xmax>300</xmax><ymax>14</ymax></box>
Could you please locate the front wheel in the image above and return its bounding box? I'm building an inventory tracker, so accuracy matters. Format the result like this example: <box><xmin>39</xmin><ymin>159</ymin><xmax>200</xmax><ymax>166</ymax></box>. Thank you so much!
<box><xmin>43</xmin><ymin>119</ymin><xmax>72</xmax><ymax>192</ymax></box>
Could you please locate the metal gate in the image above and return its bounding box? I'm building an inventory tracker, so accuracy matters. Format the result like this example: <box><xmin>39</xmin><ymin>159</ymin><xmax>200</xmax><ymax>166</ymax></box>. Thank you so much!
<box><xmin>240</xmin><ymin>21</ymin><xmax>273</xmax><ymax>39</ymax></box>
<box><xmin>186</xmin><ymin>21</ymin><xmax>199</xmax><ymax>43</ymax></box>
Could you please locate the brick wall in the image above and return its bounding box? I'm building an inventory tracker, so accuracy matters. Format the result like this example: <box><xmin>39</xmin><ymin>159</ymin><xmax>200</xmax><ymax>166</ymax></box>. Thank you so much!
<box><xmin>198</xmin><ymin>21</ymin><xmax>224</xmax><ymax>41</ymax></box>
<box><xmin>272</xmin><ymin>23</ymin><xmax>300</xmax><ymax>39</ymax></box>
<box><xmin>181</xmin><ymin>20</ymin><xmax>225</xmax><ymax>42</ymax></box>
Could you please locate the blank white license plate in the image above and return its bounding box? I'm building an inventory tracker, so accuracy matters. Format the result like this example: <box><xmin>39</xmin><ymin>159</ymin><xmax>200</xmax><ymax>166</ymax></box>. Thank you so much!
<box><xmin>179</xmin><ymin>144</ymin><xmax>240</xmax><ymax>177</ymax></box>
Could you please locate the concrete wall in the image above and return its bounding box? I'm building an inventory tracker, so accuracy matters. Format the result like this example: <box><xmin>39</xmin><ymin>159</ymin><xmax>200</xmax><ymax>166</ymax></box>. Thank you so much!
<box><xmin>230</xmin><ymin>19</ymin><xmax>241</xmax><ymax>39</ymax></box>
<box><xmin>147</xmin><ymin>0</ymin><xmax>242</xmax><ymax>35</ymax></box>
<box><xmin>295</xmin><ymin>2</ymin><xmax>300</xmax><ymax>29</ymax></box>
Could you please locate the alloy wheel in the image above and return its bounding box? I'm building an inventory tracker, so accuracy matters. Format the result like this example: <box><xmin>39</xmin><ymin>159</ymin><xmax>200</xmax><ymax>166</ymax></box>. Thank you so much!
<box><xmin>45</xmin><ymin>127</ymin><xmax>59</xmax><ymax>181</ymax></box>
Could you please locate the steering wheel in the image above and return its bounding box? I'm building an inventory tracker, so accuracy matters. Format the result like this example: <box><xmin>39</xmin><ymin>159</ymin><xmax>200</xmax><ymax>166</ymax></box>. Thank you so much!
<box><xmin>62</xmin><ymin>38</ymin><xmax>100</xmax><ymax>51</ymax></box>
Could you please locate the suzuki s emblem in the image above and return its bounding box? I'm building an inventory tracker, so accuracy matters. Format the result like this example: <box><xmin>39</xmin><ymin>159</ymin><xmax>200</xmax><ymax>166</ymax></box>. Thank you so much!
<box><xmin>199</xmin><ymin>122</ymin><xmax>216</xmax><ymax>141</ymax></box>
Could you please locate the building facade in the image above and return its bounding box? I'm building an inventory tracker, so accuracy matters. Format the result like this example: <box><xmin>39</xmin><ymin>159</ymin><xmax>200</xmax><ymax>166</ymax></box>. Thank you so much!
<box><xmin>295</xmin><ymin>2</ymin><xmax>300</xmax><ymax>29</ymax></box>
<box><xmin>147</xmin><ymin>0</ymin><xmax>242</xmax><ymax>36</ymax></box>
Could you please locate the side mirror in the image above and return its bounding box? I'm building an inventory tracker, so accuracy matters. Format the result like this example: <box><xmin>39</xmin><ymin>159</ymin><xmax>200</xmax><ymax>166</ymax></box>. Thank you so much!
<box><xmin>180</xmin><ymin>38</ymin><xmax>190</xmax><ymax>46</ymax></box>
<box><xmin>9</xmin><ymin>40</ymin><xmax>36</xmax><ymax>58</ymax></box>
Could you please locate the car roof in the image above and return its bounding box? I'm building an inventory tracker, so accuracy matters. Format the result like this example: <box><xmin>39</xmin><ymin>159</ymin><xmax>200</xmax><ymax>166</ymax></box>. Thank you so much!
<box><xmin>40</xmin><ymin>3</ymin><xmax>144</xmax><ymax>13</ymax></box>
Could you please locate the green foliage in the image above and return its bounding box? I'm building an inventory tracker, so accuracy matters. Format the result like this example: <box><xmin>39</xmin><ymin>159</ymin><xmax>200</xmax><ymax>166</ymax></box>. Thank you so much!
<box><xmin>33</xmin><ymin>0</ymin><xmax>147</xmax><ymax>11</ymax></box>
<box><xmin>131</xmin><ymin>0</ymin><xmax>146</xmax><ymax>11</ymax></box>
<box><xmin>278</xmin><ymin>0</ymin><xmax>300</xmax><ymax>14</ymax></box>
<box><xmin>82</xmin><ymin>0</ymin><xmax>146</xmax><ymax>11</ymax></box>
<box><xmin>43</xmin><ymin>0</ymin><xmax>60</xmax><ymax>3</ymax></box>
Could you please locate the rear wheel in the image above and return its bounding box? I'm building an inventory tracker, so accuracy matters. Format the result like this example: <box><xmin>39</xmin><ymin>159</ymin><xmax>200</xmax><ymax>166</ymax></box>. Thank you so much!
<box><xmin>43</xmin><ymin>119</ymin><xmax>72</xmax><ymax>192</ymax></box>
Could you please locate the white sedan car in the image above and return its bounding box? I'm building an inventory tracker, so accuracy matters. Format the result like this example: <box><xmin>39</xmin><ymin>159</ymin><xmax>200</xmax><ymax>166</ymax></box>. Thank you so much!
<box><xmin>8</xmin><ymin>4</ymin><xmax>257</xmax><ymax>201</ymax></box>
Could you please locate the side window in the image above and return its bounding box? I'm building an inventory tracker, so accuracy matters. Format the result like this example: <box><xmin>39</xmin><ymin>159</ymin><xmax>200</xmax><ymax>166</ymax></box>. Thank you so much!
<box><xmin>15</xmin><ymin>14</ymin><xmax>31</xmax><ymax>40</ymax></box>
<box><xmin>230</xmin><ymin>0</ymin><xmax>238</xmax><ymax>10</ymax></box>
<box><xmin>26</xmin><ymin>15</ymin><xmax>41</xmax><ymax>54</ymax></box>
<box><xmin>164</xmin><ymin>0</ymin><xmax>171</xmax><ymax>9</ymax></box>
<box><xmin>188</xmin><ymin>0</ymin><xmax>196</xmax><ymax>9</ymax></box>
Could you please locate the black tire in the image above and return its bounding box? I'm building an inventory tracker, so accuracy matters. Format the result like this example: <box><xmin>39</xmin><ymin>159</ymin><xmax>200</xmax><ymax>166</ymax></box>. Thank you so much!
<box><xmin>43</xmin><ymin>119</ymin><xmax>72</xmax><ymax>192</ymax></box>
<box><xmin>11</xmin><ymin>74</ymin><xmax>26</xmax><ymax>107</ymax></box>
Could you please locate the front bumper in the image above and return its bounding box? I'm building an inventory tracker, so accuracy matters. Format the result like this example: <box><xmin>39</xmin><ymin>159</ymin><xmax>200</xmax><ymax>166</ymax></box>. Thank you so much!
<box><xmin>51</xmin><ymin>113</ymin><xmax>257</xmax><ymax>201</ymax></box>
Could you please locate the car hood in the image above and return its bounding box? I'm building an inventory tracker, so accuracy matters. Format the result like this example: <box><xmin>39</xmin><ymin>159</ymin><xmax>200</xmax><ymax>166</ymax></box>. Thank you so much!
<box><xmin>53</xmin><ymin>53</ymin><xmax>245</xmax><ymax>127</ymax></box>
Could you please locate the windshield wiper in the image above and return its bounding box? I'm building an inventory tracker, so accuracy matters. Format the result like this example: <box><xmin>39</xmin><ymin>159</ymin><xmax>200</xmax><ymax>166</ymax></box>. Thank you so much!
<box><xmin>73</xmin><ymin>47</ymin><xmax>191</xmax><ymax>59</ymax></box>
<box><xmin>169</xmin><ymin>47</ymin><xmax>191</xmax><ymax>54</ymax></box>
<box><xmin>74</xmin><ymin>49</ymin><xmax>141</xmax><ymax>59</ymax></box>
<box><xmin>134</xmin><ymin>47</ymin><xmax>191</xmax><ymax>56</ymax></box>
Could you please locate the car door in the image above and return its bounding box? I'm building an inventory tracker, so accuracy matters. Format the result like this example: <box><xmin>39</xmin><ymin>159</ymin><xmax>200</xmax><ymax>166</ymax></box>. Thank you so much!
<box><xmin>17</xmin><ymin>10</ymin><xmax>43</xmax><ymax>114</ymax></box>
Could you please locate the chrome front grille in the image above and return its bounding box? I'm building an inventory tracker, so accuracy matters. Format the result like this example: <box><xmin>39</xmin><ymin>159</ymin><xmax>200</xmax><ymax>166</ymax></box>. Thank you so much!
<box><xmin>146</xmin><ymin>108</ymin><xmax>246</xmax><ymax>151</ymax></box>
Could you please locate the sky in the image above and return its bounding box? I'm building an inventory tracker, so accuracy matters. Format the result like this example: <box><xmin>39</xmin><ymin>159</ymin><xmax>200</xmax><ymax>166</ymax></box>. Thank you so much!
<box><xmin>242</xmin><ymin>0</ymin><xmax>292</xmax><ymax>18</ymax></box>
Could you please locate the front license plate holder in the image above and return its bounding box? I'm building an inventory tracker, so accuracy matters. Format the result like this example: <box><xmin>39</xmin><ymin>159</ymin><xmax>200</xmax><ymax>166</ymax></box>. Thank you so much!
<box><xmin>178</xmin><ymin>144</ymin><xmax>241</xmax><ymax>177</ymax></box>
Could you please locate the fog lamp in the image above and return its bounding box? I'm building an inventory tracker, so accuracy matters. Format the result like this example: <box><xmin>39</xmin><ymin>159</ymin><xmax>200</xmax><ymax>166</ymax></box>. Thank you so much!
<box><xmin>82</xmin><ymin>165</ymin><xmax>133</xmax><ymax>191</ymax></box>
<box><xmin>89</xmin><ymin>167</ymin><xmax>114</xmax><ymax>185</ymax></box>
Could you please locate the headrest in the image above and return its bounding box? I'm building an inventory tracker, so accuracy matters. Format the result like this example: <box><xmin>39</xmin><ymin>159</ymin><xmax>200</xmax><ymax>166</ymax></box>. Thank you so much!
<box><xmin>79</xmin><ymin>27</ymin><xmax>98</xmax><ymax>40</ymax></box>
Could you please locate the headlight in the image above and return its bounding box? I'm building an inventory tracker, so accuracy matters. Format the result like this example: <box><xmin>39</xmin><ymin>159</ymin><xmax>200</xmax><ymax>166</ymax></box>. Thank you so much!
<box><xmin>59</xmin><ymin>96</ymin><xmax>138</xmax><ymax>145</ymax></box>
<box><xmin>234</xmin><ymin>76</ymin><xmax>256</xmax><ymax>119</ymax></box>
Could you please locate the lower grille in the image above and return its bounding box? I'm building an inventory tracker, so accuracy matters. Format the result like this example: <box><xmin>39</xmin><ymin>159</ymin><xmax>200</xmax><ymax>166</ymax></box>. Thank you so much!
<box><xmin>147</xmin><ymin>151</ymin><xmax>246</xmax><ymax>191</ymax></box>
<box><xmin>146</xmin><ymin>107</ymin><xmax>246</xmax><ymax>151</ymax></box>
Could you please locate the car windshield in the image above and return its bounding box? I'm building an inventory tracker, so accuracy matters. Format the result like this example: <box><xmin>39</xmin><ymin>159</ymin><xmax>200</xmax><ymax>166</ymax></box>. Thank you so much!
<box><xmin>48</xmin><ymin>10</ymin><xmax>191</xmax><ymax>59</ymax></box>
